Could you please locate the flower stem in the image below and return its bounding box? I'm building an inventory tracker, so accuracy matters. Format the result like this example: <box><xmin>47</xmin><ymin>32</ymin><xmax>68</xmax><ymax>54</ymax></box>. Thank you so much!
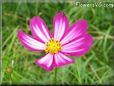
<box><xmin>54</xmin><ymin>68</ymin><xmax>57</xmax><ymax>84</ymax></box>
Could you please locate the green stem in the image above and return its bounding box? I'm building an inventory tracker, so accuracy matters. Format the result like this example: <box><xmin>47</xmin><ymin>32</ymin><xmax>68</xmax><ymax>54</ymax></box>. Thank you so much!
<box><xmin>54</xmin><ymin>68</ymin><xmax>57</xmax><ymax>84</ymax></box>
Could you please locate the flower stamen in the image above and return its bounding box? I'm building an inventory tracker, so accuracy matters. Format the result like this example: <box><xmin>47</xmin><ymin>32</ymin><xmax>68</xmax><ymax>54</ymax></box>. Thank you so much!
<box><xmin>45</xmin><ymin>38</ymin><xmax>61</xmax><ymax>54</ymax></box>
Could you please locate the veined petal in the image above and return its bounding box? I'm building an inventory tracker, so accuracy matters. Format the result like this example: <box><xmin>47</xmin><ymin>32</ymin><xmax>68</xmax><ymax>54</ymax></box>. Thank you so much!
<box><xmin>30</xmin><ymin>16</ymin><xmax>51</xmax><ymax>43</ymax></box>
<box><xmin>53</xmin><ymin>52</ymin><xmax>74</xmax><ymax>67</ymax></box>
<box><xmin>35</xmin><ymin>53</ymin><xmax>54</xmax><ymax>71</ymax></box>
<box><xmin>53</xmin><ymin>12</ymin><xmax>69</xmax><ymax>41</ymax></box>
<box><xmin>17</xmin><ymin>30</ymin><xmax>46</xmax><ymax>51</ymax></box>
<box><xmin>61</xmin><ymin>34</ymin><xmax>93</xmax><ymax>57</ymax></box>
<box><xmin>60</xmin><ymin>19</ymin><xmax>88</xmax><ymax>45</ymax></box>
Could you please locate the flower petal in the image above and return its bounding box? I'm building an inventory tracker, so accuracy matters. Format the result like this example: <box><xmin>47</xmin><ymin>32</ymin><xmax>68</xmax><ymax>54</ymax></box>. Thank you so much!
<box><xmin>30</xmin><ymin>16</ymin><xmax>51</xmax><ymax>43</ymax></box>
<box><xmin>53</xmin><ymin>12</ymin><xmax>69</xmax><ymax>41</ymax></box>
<box><xmin>61</xmin><ymin>34</ymin><xmax>93</xmax><ymax>57</ymax></box>
<box><xmin>60</xmin><ymin>19</ymin><xmax>88</xmax><ymax>45</ymax></box>
<box><xmin>53</xmin><ymin>52</ymin><xmax>74</xmax><ymax>67</ymax></box>
<box><xmin>17</xmin><ymin>30</ymin><xmax>46</xmax><ymax>51</ymax></box>
<box><xmin>35</xmin><ymin>53</ymin><xmax>54</xmax><ymax>71</ymax></box>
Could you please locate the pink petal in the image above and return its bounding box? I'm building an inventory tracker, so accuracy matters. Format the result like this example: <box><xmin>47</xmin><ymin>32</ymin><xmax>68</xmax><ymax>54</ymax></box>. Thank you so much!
<box><xmin>30</xmin><ymin>16</ymin><xmax>51</xmax><ymax>43</ymax></box>
<box><xmin>17</xmin><ymin>30</ymin><xmax>46</xmax><ymax>51</ymax></box>
<box><xmin>60</xmin><ymin>19</ymin><xmax>88</xmax><ymax>45</ymax></box>
<box><xmin>61</xmin><ymin>34</ymin><xmax>93</xmax><ymax>57</ymax></box>
<box><xmin>53</xmin><ymin>52</ymin><xmax>74</xmax><ymax>67</ymax></box>
<box><xmin>35</xmin><ymin>53</ymin><xmax>54</xmax><ymax>71</ymax></box>
<box><xmin>53</xmin><ymin>12</ymin><xmax>69</xmax><ymax>41</ymax></box>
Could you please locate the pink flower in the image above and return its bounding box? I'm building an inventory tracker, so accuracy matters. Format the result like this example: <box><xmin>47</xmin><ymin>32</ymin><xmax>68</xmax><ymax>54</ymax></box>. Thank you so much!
<box><xmin>17</xmin><ymin>12</ymin><xmax>93</xmax><ymax>71</ymax></box>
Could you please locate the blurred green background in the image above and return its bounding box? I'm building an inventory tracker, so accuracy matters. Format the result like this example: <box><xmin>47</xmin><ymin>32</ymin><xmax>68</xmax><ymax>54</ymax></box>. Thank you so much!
<box><xmin>1</xmin><ymin>1</ymin><xmax>114</xmax><ymax>85</ymax></box>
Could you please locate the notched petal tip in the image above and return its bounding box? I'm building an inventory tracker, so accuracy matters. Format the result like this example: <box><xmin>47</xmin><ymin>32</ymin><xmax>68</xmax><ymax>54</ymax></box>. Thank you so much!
<box><xmin>17</xmin><ymin>29</ymin><xmax>22</xmax><ymax>34</ymax></box>
<box><xmin>87</xmin><ymin>34</ymin><xmax>93</xmax><ymax>48</ymax></box>
<box><xmin>34</xmin><ymin>54</ymin><xmax>54</xmax><ymax>72</ymax></box>
<box><xmin>76</xmin><ymin>19</ymin><xmax>88</xmax><ymax>29</ymax></box>
<box><xmin>30</xmin><ymin>16</ymin><xmax>40</xmax><ymax>23</ymax></box>
<box><xmin>78</xmin><ymin>19</ymin><xmax>88</xmax><ymax>23</ymax></box>
<box><xmin>35</xmin><ymin>59</ymin><xmax>53</xmax><ymax>72</ymax></box>
<box><xmin>55</xmin><ymin>12</ymin><xmax>64</xmax><ymax>16</ymax></box>
<box><xmin>54</xmin><ymin>11</ymin><xmax>68</xmax><ymax>21</ymax></box>
<box><xmin>17</xmin><ymin>29</ymin><xmax>24</xmax><ymax>38</ymax></box>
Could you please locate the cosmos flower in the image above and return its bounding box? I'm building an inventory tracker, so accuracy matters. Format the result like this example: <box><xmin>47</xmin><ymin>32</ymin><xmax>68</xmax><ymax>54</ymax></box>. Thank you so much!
<box><xmin>17</xmin><ymin>12</ymin><xmax>92</xmax><ymax>71</ymax></box>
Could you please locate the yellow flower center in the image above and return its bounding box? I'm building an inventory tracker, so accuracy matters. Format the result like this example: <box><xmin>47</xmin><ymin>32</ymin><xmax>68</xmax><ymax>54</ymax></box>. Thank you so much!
<box><xmin>45</xmin><ymin>38</ymin><xmax>61</xmax><ymax>54</ymax></box>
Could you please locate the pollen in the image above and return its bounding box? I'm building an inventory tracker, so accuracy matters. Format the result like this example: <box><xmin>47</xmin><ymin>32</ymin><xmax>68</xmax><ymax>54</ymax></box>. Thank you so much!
<box><xmin>45</xmin><ymin>38</ymin><xmax>61</xmax><ymax>54</ymax></box>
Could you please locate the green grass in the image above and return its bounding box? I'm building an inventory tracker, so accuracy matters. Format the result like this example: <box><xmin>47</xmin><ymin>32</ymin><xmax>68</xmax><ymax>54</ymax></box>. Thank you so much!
<box><xmin>1</xmin><ymin>1</ymin><xmax>114</xmax><ymax>85</ymax></box>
